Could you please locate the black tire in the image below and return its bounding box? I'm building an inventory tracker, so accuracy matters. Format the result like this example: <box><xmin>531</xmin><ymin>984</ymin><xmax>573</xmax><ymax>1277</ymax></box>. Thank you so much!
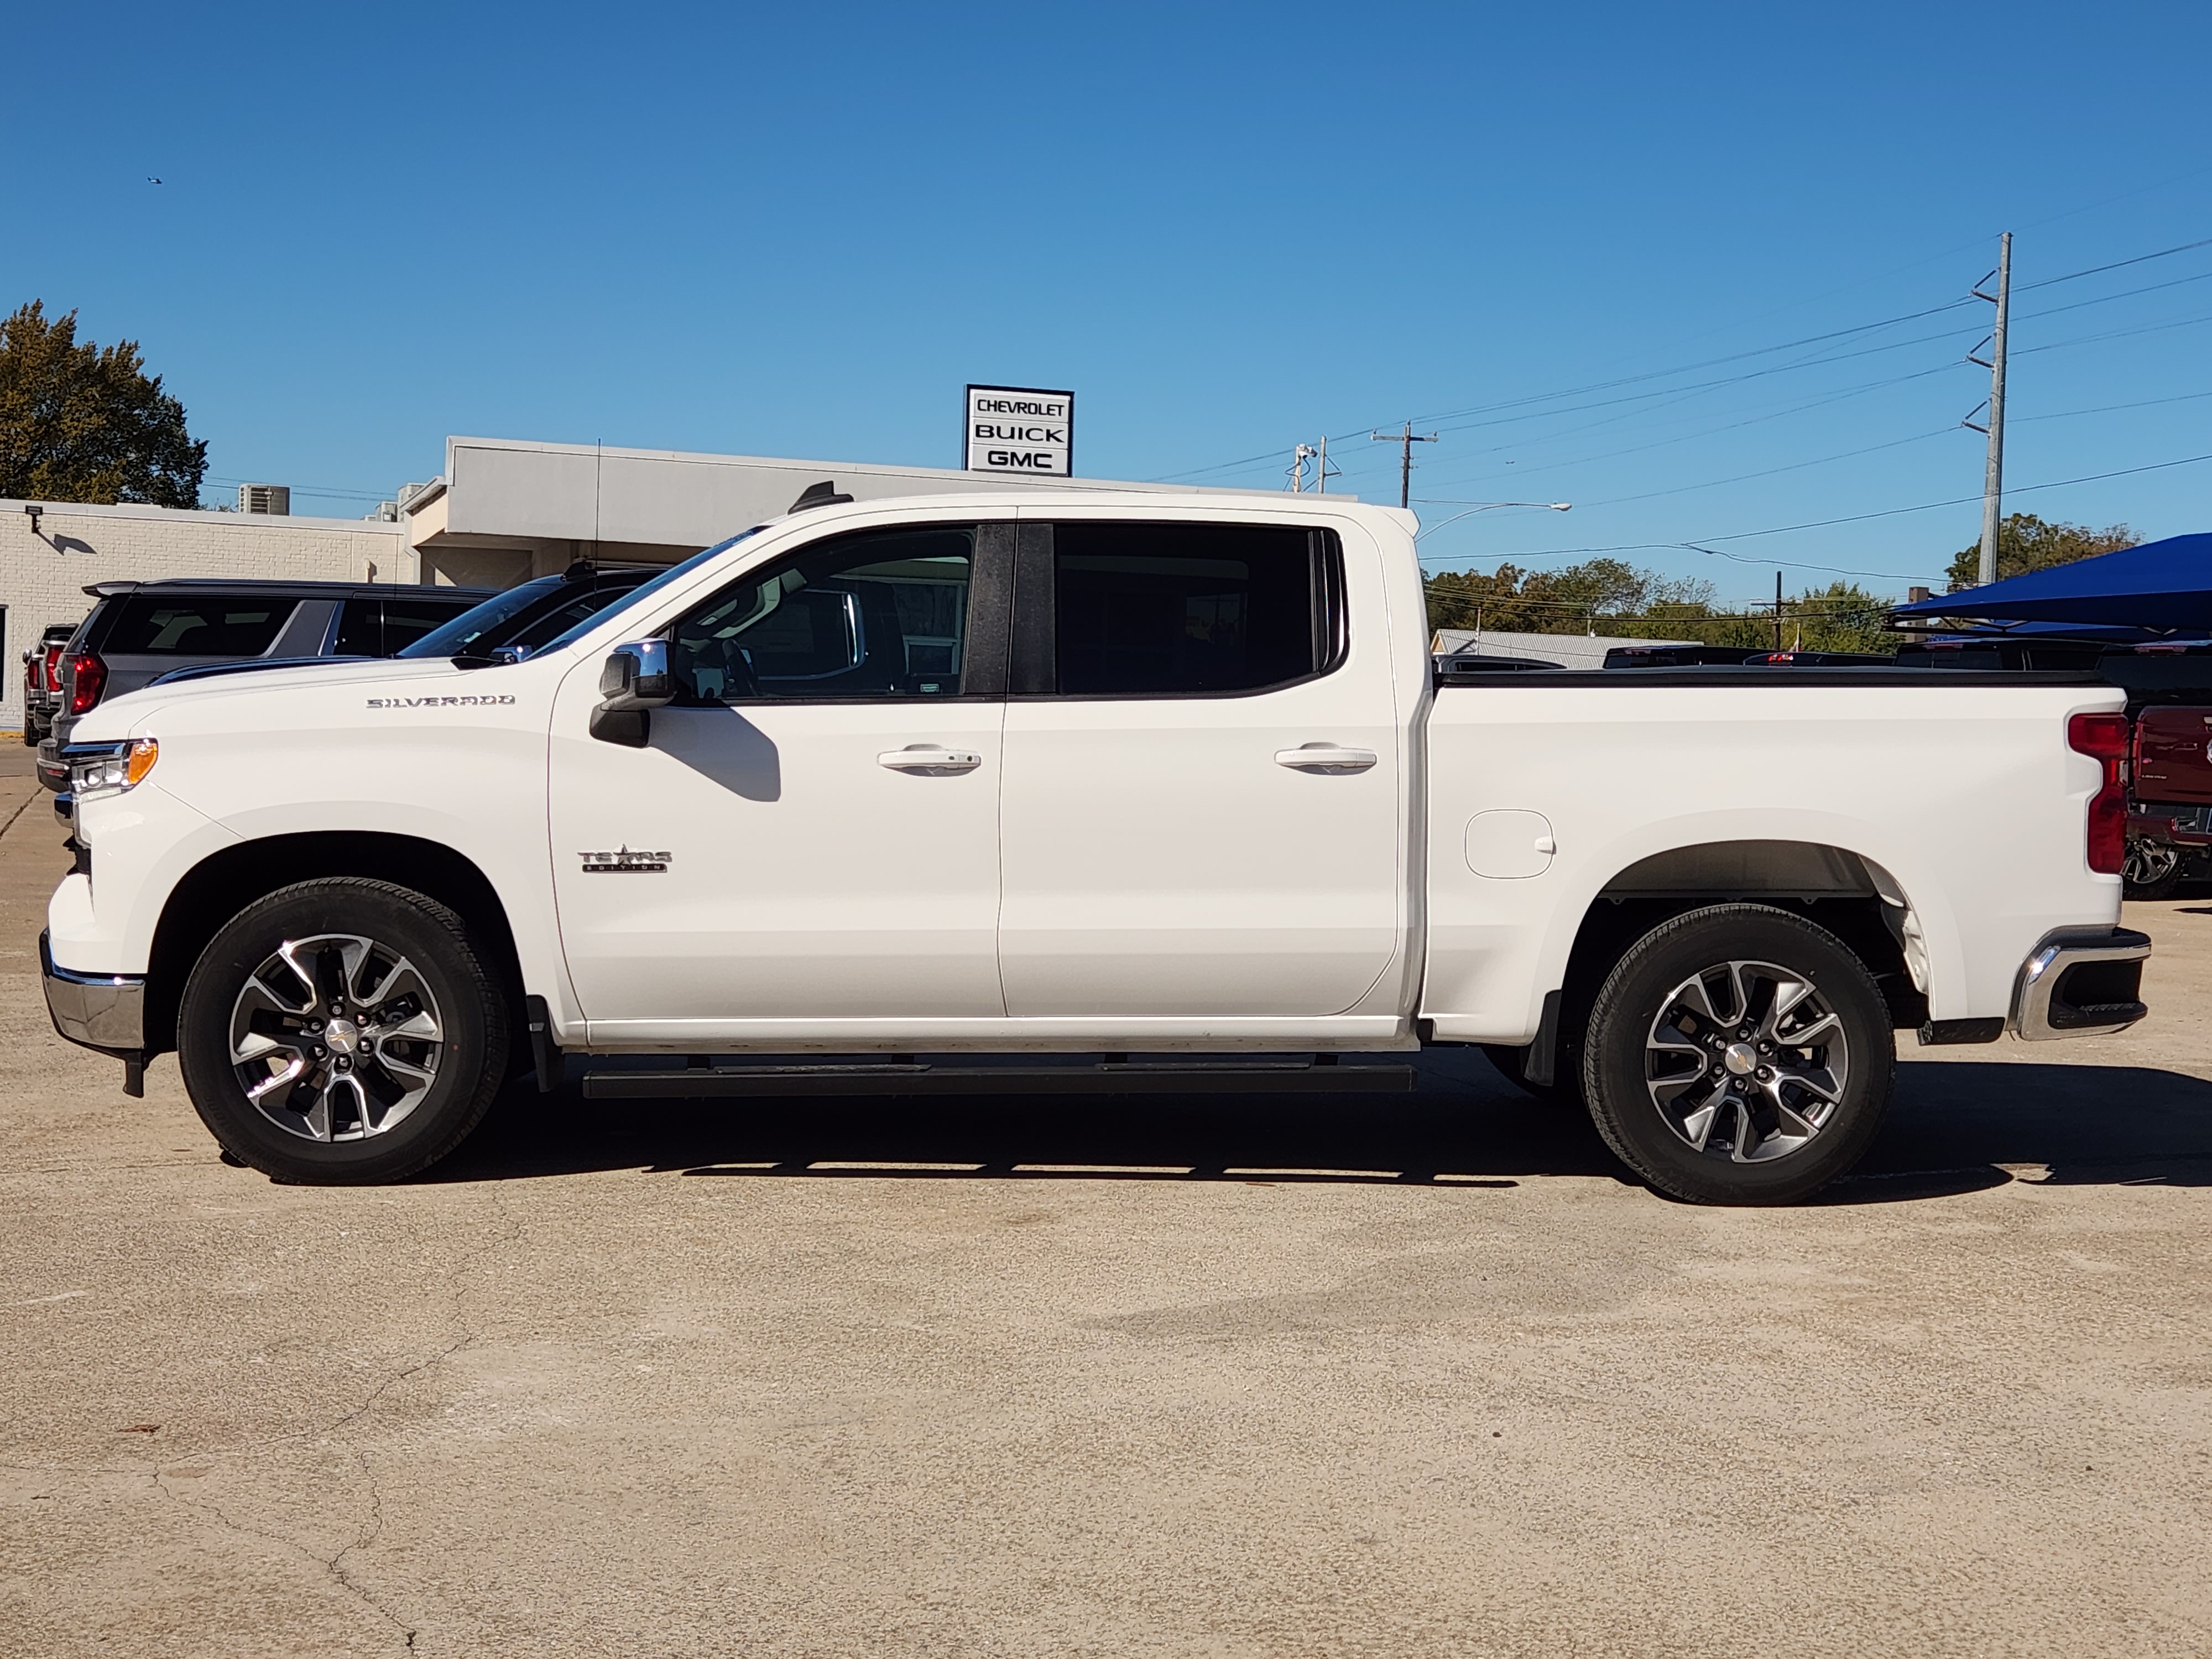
<box><xmin>178</xmin><ymin>878</ymin><xmax>509</xmax><ymax>1184</ymax></box>
<box><xmin>1579</xmin><ymin>904</ymin><xmax>1893</xmax><ymax>1205</ymax></box>
<box><xmin>2122</xmin><ymin>837</ymin><xmax>2186</xmax><ymax>902</ymax></box>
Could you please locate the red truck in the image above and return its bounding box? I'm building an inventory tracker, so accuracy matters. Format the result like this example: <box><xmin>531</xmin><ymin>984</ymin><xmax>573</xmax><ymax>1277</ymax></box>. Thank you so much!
<box><xmin>2127</xmin><ymin>703</ymin><xmax>2212</xmax><ymax>898</ymax></box>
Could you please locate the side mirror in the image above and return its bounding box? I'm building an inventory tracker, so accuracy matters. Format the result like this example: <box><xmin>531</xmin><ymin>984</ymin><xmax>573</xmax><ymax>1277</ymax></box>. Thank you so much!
<box><xmin>590</xmin><ymin>639</ymin><xmax>675</xmax><ymax>747</ymax></box>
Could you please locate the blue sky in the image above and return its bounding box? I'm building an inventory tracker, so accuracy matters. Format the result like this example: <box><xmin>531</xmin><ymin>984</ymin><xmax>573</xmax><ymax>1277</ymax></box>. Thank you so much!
<box><xmin>6</xmin><ymin>0</ymin><xmax>2209</xmax><ymax>602</ymax></box>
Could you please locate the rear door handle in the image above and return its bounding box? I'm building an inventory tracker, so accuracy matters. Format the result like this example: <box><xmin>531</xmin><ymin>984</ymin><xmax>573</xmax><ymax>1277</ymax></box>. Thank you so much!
<box><xmin>878</xmin><ymin>744</ymin><xmax>983</xmax><ymax>773</ymax></box>
<box><xmin>1275</xmin><ymin>743</ymin><xmax>1378</xmax><ymax>773</ymax></box>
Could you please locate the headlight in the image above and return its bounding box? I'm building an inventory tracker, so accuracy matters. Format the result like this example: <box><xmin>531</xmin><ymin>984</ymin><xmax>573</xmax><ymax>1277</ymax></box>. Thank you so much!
<box><xmin>69</xmin><ymin>738</ymin><xmax>159</xmax><ymax>802</ymax></box>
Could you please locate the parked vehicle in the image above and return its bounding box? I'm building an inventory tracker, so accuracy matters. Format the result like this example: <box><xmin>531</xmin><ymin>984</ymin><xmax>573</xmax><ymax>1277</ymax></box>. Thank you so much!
<box><xmin>135</xmin><ymin>564</ymin><xmax>661</xmax><ymax>693</ymax></box>
<box><xmin>1432</xmin><ymin>653</ymin><xmax>1563</xmax><ymax>677</ymax></box>
<box><xmin>41</xmin><ymin>494</ymin><xmax>2148</xmax><ymax>1204</ymax></box>
<box><xmin>2123</xmin><ymin>705</ymin><xmax>2212</xmax><ymax>898</ymax></box>
<box><xmin>36</xmin><ymin>578</ymin><xmax>494</xmax><ymax>790</ymax></box>
<box><xmin>1606</xmin><ymin>645</ymin><xmax>1900</xmax><ymax>669</ymax></box>
<box><xmin>394</xmin><ymin>562</ymin><xmax>660</xmax><ymax>664</ymax></box>
<box><xmin>20</xmin><ymin>623</ymin><xmax>80</xmax><ymax>747</ymax></box>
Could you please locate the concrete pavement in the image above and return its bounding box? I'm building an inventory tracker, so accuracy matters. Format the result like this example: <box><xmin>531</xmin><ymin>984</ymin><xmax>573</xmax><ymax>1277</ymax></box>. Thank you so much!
<box><xmin>2</xmin><ymin>785</ymin><xmax>2207</xmax><ymax>1656</ymax></box>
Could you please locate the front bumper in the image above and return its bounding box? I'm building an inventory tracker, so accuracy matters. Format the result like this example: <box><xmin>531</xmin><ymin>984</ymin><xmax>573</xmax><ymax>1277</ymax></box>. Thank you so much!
<box><xmin>40</xmin><ymin>928</ymin><xmax>147</xmax><ymax>1052</ymax></box>
<box><xmin>2012</xmin><ymin>926</ymin><xmax>2151</xmax><ymax>1040</ymax></box>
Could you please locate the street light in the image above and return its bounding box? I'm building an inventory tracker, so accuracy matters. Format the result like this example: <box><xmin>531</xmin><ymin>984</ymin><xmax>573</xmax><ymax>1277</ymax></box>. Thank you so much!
<box><xmin>1412</xmin><ymin>501</ymin><xmax>1571</xmax><ymax>541</ymax></box>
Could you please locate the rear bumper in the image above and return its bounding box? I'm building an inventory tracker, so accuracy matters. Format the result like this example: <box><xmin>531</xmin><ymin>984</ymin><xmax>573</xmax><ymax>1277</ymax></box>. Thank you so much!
<box><xmin>2130</xmin><ymin>804</ymin><xmax>2212</xmax><ymax>847</ymax></box>
<box><xmin>40</xmin><ymin>929</ymin><xmax>147</xmax><ymax>1052</ymax></box>
<box><xmin>2011</xmin><ymin>926</ymin><xmax>2151</xmax><ymax>1040</ymax></box>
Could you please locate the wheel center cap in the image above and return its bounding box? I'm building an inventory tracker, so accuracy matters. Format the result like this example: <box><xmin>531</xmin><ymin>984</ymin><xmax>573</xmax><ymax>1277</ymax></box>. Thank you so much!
<box><xmin>324</xmin><ymin>1018</ymin><xmax>362</xmax><ymax>1056</ymax></box>
<box><xmin>1723</xmin><ymin>1041</ymin><xmax>1759</xmax><ymax>1077</ymax></box>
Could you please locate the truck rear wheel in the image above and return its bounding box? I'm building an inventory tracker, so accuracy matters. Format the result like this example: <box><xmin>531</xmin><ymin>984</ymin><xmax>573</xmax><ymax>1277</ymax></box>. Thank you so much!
<box><xmin>1578</xmin><ymin>904</ymin><xmax>1893</xmax><ymax>1205</ymax></box>
<box><xmin>178</xmin><ymin>879</ymin><xmax>509</xmax><ymax>1185</ymax></box>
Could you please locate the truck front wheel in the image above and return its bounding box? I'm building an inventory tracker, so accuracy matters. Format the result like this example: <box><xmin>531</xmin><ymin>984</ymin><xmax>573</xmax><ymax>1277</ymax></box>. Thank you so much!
<box><xmin>1579</xmin><ymin>904</ymin><xmax>1893</xmax><ymax>1205</ymax></box>
<box><xmin>178</xmin><ymin>879</ymin><xmax>510</xmax><ymax>1185</ymax></box>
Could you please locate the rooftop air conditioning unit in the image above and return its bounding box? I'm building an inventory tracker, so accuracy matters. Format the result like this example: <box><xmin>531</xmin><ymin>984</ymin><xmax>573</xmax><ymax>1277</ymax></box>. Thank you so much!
<box><xmin>238</xmin><ymin>483</ymin><xmax>290</xmax><ymax>515</ymax></box>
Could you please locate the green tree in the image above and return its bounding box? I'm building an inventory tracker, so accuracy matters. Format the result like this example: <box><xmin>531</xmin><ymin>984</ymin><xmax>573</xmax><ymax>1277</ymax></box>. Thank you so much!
<box><xmin>1425</xmin><ymin>558</ymin><xmax>1718</xmax><ymax>635</ymax></box>
<box><xmin>1945</xmin><ymin>513</ymin><xmax>2136</xmax><ymax>591</ymax></box>
<box><xmin>0</xmin><ymin>300</ymin><xmax>207</xmax><ymax>507</ymax></box>
<box><xmin>1780</xmin><ymin>582</ymin><xmax>1898</xmax><ymax>654</ymax></box>
<box><xmin>1426</xmin><ymin>560</ymin><xmax>1901</xmax><ymax>654</ymax></box>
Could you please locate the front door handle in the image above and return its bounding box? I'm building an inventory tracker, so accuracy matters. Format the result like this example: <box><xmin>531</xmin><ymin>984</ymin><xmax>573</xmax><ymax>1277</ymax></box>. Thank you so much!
<box><xmin>1275</xmin><ymin>743</ymin><xmax>1378</xmax><ymax>773</ymax></box>
<box><xmin>878</xmin><ymin>744</ymin><xmax>983</xmax><ymax>773</ymax></box>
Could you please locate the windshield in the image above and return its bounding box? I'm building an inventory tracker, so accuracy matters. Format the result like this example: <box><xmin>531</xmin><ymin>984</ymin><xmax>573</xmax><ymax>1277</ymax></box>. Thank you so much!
<box><xmin>397</xmin><ymin>577</ymin><xmax>564</xmax><ymax>659</ymax></box>
<box><xmin>535</xmin><ymin>529</ymin><xmax>765</xmax><ymax>655</ymax></box>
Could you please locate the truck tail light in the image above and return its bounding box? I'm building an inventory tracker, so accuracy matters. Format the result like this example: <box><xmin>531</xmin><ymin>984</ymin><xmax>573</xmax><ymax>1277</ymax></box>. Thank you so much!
<box><xmin>67</xmin><ymin>653</ymin><xmax>108</xmax><ymax>716</ymax></box>
<box><xmin>44</xmin><ymin>645</ymin><xmax>65</xmax><ymax>692</ymax></box>
<box><xmin>2069</xmin><ymin>711</ymin><xmax>2129</xmax><ymax>876</ymax></box>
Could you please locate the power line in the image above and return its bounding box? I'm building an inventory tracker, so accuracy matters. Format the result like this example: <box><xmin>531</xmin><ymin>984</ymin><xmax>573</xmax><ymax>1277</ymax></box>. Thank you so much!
<box><xmin>1412</xmin><ymin>299</ymin><xmax>2212</xmax><ymax>499</ymax></box>
<box><xmin>1422</xmin><ymin>449</ymin><xmax>2212</xmax><ymax>568</ymax></box>
<box><xmin>2016</xmin><ymin>387</ymin><xmax>2212</xmax><ymax>422</ymax></box>
<box><xmin>1156</xmin><ymin>232</ymin><xmax>2212</xmax><ymax>487</ymax></box>
<box><xmin>2015</xmin><ymin>234</ymin><xmax>2212</xmax><ymax>292</ymax></box>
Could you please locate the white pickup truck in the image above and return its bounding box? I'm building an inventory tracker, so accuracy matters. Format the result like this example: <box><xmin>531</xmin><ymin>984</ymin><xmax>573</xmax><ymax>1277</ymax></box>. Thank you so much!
<box><xmin>41</xmin><ymin>491</ymin><xmax>2150</xmax><ymax>1203</ymax></box>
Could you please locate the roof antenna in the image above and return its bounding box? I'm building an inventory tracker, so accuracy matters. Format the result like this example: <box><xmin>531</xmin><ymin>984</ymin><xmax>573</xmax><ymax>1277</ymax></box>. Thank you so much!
<box><xmin>789</xmin><ymin>480</ymin><xmax>853</xmax><ymax>513</ymax></box>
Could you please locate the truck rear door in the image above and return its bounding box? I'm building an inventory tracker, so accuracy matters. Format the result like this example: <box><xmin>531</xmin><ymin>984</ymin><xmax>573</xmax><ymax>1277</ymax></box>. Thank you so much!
<box><xmin>996</xmin><ymin>515</ymin><xmax>1404</xmax><ymax>1019</ymax></box>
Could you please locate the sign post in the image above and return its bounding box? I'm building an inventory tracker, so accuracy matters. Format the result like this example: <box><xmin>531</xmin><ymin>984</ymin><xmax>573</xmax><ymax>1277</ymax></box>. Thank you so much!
<box><xmin>964</xmin><ymin>385</ymin><xmax>1074</xmax><ymax>477</ymax></box>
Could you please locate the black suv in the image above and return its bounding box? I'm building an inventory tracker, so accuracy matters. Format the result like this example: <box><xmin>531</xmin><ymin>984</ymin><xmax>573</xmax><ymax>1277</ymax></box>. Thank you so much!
<box><xmin>390</xmin><ymin>562</ymin><xmax>660</xmax><ymax>666</ymax></box>
<box><xmin>38</xmin><ymin>578</ymin><xmax>494</xmax><ymax>790</ymax></box>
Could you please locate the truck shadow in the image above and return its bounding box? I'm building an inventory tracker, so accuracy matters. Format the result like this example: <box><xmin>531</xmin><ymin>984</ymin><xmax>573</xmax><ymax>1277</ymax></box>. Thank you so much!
<box><xmin>1844</xmin><ymin>1059</ymin><xmax>2212</xmax><ymax>1197</ymax></box>
<box><xmin>428</xmin><ymin>1050</ymin><xmax>2212</xmax><ymax>1199</ymax></box>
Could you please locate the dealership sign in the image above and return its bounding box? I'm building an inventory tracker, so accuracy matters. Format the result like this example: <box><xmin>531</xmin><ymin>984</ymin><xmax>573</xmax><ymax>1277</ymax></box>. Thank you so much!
<box><xmin>964</xmin><ymin>384</ymin><xmax>1073</xmax><ymax>477</ymax></box>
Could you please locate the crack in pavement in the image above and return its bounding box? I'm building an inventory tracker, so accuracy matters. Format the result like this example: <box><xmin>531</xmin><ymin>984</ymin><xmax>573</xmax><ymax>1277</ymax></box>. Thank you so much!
<box><xmin>16</xmin><ymin>1192</ymin><xmax>529</xmax><ymax>1653</ymax></box>
<box><xmin>150</xmin><ymin>1461</ymin><xmax>421</xmax><ymax>1651</ymax></box>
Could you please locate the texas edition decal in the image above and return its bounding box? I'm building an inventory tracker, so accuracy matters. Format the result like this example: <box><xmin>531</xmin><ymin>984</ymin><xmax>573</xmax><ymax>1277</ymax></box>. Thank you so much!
<box><xmin>579</xmin><ymin>847</ymin><xmax>671</xmax><ymax>874</ymax></box>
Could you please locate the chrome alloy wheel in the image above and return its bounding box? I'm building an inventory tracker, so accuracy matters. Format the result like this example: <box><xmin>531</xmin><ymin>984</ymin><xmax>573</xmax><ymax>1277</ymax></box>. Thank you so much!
<box><xmin>1644</xmin><ymin>959</ymin><xmax>1849</xmax><ymax>1164</ymax></box>
<box><xmin>227</xmin><ymin>934</ymin><xmax>444</xmax><ymax>1142</ymax></box>
<box><xmin>2123</xmin><ymin>838</ymin><xmax>2183</xmax><ymax>888</ymax></box>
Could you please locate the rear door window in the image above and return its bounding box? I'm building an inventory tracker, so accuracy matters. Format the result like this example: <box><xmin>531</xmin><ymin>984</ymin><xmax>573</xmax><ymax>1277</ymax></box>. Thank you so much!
<box><xmin>332</xmin><ymin>600</ymin><xmax>383</xmax><ymax>656</ymax></box>
<box><xmin>1043</xmin><ymin>521</ymin><xmax>1340</xmax><ymax>696</ymax></box>
<box><xmin>336</xmin><ymin>596</ymin><xmax>492</xmax><ymax>655</ymax></box>
<box><xmin>103</xmin><ymin>594</ymin><xmax>296</xmax><ymax>656</ymax></box>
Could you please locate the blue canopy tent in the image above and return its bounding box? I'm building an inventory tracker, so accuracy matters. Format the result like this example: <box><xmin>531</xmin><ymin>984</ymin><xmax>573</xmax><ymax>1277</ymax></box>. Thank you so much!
<box><xmin>1890</xmin><ymin>531</ymin><xmax>2212</xmax><ymax>630</ymax></box>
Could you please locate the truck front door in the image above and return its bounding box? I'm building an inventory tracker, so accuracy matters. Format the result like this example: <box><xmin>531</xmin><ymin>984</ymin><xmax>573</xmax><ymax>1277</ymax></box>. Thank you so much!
<box><xmin>548</xmin><ymin>521</ymin><xmax>1011</xmax><ymax>1035</ymax></box>
<box><xmin>996</xmin><ymin>516</ymin><xmax>1405</xmax><ymax>1019</ymax></box>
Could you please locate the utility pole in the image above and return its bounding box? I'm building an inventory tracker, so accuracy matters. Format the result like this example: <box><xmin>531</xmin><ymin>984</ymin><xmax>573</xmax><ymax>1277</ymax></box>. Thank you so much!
<box><xmin>1967</xmin><ymin>232</ymin><xmax>2012</xmax><ymax>587</ymax></box>
<box><xmin>1286</xmin><ymin>443</ymin><xmax>1316</xmax><ymax>492</ymax></box>
<box><xmin>1314</xmin><ymin>435</ymin><xmax>1329</xmax><ymax>495</ymax></box>
<box><xmin>1372</xmin><ymin>422</ymin><xmax>1438</xmax><ymax>509</ymax></box>
<box><xmin>1773</xmin><ymin>571</ymin><xmax>1784</xmax><ymax>652</ymax></box>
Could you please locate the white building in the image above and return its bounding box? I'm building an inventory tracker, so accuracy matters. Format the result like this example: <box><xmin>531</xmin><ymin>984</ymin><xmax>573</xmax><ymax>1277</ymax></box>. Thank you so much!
<box><xmin>402</xmin><ymin>435</ymin><xmax>1275</xmax><ymax>587</ymax></box>
<box><xmin>4</xmin><ymin>498</ymin><xmax>408</xmax><ymax>729</ymax></box>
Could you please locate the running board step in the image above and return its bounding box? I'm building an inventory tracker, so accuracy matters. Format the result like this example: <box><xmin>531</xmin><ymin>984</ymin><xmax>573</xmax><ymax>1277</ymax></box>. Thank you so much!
<box><xmin>582</xmin><ymin>1060</ymin><xmax>1417</xmax><ymax>1099</ymax></box>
